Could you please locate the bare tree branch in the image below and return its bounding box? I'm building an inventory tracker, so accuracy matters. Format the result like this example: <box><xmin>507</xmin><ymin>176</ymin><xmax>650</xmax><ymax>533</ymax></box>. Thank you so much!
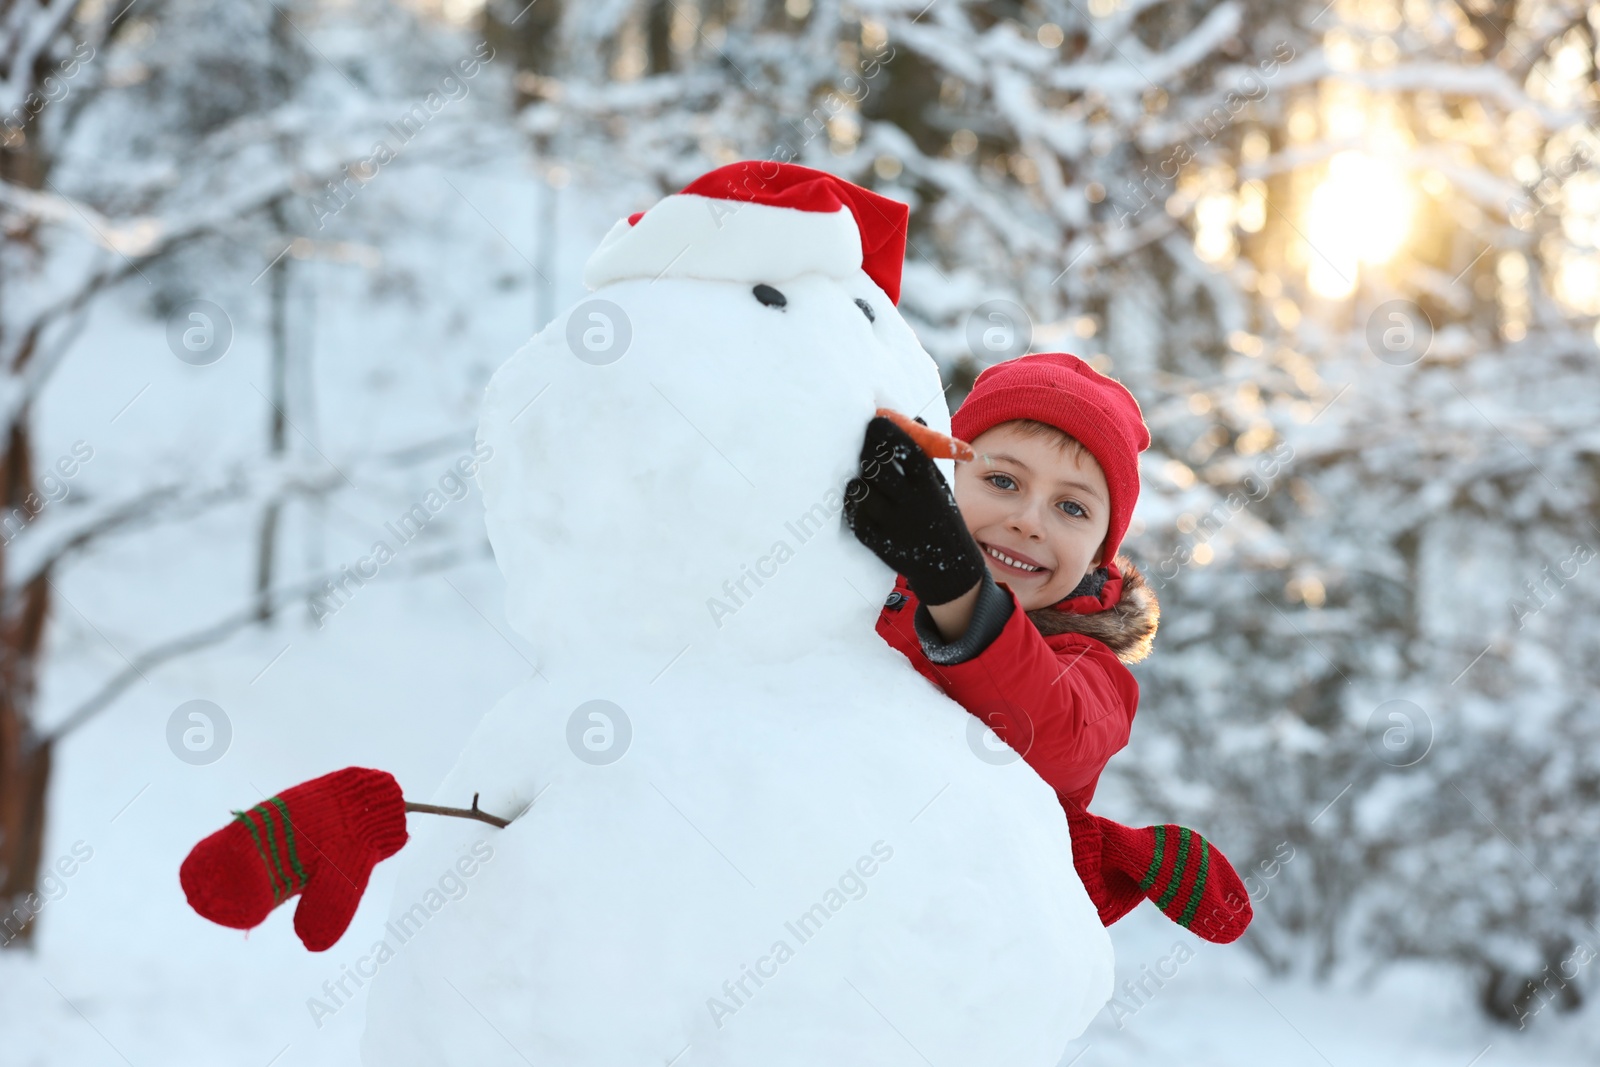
<box><xmin>4</xmin><ymin>429</ymin><xmax>476</xmax><ymax>606</ymax></box>
<box><xmin>41</xmin><ymin>538</ymin><xmax>490</xmax><ymax>744</ymax></box>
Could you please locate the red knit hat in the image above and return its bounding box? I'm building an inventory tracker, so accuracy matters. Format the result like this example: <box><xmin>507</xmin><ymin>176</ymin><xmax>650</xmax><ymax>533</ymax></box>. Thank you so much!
<box><xmin>951</xmin><ymin>352</ymin><xmax>1150</xmax><ymax>568</ymax></box>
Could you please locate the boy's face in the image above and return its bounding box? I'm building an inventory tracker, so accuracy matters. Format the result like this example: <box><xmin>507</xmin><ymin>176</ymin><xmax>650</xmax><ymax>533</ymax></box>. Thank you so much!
<box><xmin>951</xmin><ymin>423</ymin><xmax>1112</xmax><ymax>611</ymax></box>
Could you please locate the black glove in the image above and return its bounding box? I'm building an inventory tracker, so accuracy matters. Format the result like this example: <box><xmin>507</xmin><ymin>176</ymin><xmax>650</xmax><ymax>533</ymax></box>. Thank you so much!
<box><xmin>842</xmin><ymin>415</ymin><xmax>988</xmax><ymax>606</ymax></box>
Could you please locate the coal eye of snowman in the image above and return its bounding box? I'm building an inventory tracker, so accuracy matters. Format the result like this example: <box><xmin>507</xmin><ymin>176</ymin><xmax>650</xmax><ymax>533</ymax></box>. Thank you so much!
<box><xmin>854</xmin><ymin>298</ymin><xmax>875</xmax><ymax>323</ymax></box>
<box><xmin>752</xmin><ymin>284</ymin><xmax>787</xmax><ymax>309</ymax></box>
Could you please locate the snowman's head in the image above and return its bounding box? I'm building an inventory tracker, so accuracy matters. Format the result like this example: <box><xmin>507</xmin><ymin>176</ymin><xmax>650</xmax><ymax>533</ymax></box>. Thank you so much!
<box><xmin>475</xmin><ymin>164</ymin><xmax>949</xmax><ymax>674</ymax></box>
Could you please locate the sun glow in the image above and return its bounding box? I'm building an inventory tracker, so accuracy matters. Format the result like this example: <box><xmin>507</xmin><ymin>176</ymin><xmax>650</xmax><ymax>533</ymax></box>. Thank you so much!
<box><xmin>1304</xmin><ymin>151</ymin><xmax>1415</xmax><ymax>298</ymax></box>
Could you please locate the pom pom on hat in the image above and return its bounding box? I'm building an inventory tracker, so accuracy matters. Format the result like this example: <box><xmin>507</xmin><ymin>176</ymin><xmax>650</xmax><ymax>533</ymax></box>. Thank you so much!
<box><xmin>951</xmin><ymin>353</ymin><xmax>1150</xmax><ymax>567</ymax></box>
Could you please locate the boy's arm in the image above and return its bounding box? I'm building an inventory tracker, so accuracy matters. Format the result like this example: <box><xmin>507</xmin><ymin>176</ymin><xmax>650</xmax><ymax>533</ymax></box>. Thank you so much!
<box><xmin>912</xmin><ymin>569</ymin><xmax>1012</xmax><ymax>664</ymax></box>
<box><xmin>923</xmin><ymin>578</ymin><xmax>982</xmax><ymax>643</ymax></box>
<box><xmin>909</xmin><ymin>576</ymin><xmax>1139</xmax><ymax>800</ymax></box>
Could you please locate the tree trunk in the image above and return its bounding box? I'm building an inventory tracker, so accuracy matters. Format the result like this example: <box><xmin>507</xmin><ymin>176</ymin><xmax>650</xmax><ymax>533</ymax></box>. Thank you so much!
<box><xmin>0</xmin><ymin>725</ymin><xmax>52</xmax><ymax>949</ymax></box>
<box><xmin>0</xmin><ymin>0</ymin><xmax>60</xmax><ymax>945</ymax></box>
<box><xmin>0</xmin><ymin>471</ymin><xmax>55</xmax><ymax>950</ymax></box>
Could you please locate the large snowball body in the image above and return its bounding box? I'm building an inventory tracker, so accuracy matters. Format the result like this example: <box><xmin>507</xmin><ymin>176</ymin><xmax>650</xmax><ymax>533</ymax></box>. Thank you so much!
<box><xmin>361</xmin><ymin>192</ymin><xmax>1113</xmax><ymax>1065</ymax></box>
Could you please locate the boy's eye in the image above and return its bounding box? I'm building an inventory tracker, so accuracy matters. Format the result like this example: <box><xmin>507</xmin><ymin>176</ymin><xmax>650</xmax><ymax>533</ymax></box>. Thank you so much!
<box><xmin>987</xmin><ymin>473</ymin><xmax>1087</xmax><ymax>518</ymax></box>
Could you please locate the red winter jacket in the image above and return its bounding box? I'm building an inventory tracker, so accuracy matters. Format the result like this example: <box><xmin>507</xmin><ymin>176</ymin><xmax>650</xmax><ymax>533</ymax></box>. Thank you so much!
<box><xmin>874</xmin><ymin>558</ymin><xmax>1159</xmax><ymax>813</ymax></box>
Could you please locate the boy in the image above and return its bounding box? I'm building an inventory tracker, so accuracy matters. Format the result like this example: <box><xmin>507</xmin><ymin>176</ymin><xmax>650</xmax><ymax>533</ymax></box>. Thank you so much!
<box><xmin>844</xmin><ymin>351</ymin><xmax>1251</xmax><ymax>943</ymax></box>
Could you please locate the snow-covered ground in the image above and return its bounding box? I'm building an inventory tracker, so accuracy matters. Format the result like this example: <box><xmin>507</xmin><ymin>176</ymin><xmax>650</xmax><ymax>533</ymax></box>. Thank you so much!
<box><xmin>1073</xmin><ymin>905</ymin><xmax>1598</xmax><ymax>1067</ymax></box>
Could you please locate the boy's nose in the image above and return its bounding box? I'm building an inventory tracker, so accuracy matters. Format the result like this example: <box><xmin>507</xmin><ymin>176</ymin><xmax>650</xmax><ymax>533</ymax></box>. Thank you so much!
<box><xmin>1005</xmin><ymin>503</ymin><xmax>1050</xmax><ymax>540</ymax></box>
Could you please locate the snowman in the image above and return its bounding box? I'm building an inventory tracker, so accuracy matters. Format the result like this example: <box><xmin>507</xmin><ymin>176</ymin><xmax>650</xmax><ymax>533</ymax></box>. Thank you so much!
<box><xmin>183</xmin><ymin>162</ymin><xmax>1118</xmax><ymax>1064</ymax></box>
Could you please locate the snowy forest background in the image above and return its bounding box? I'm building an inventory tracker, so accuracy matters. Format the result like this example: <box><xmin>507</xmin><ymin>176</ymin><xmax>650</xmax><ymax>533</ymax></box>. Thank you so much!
<box><xmin>3</xmin><ymin>0</ymin><xmax>1599</xmax><ymax>1063</ymax></box>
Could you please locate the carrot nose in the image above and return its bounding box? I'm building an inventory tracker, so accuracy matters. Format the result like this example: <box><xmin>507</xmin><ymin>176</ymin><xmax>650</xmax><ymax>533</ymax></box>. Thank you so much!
<box><xmin>875</xmin><ymin>407</ymin><xmax>975</xmax><ymax>462</ymax></box>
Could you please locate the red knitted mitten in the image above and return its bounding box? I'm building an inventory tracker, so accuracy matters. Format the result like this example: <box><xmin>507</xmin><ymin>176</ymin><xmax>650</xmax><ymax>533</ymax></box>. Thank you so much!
<box><xmin>1065</xmin><ymin>803</ymin><xmax>1252</xmax><ymax>944</ymax></box>
<box><xmin>180</xmin><ymin>767</ymin><xmax>409</xmax><ymax>952</ymax></box>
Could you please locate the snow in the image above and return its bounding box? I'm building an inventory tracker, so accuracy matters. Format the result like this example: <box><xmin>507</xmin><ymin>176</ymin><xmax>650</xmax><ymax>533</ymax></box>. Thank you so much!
<box><xmin>1071</xmin><ymin>903</ymin><xmax>1598</xmax><ymax>1067</ymax></box>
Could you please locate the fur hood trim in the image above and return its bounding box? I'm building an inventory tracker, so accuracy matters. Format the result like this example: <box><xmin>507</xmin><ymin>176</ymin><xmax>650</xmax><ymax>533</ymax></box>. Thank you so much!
<box><xmin>1024</xmin><ymin>555</ymin><xmax>1160</xmax><ymax>664</ymax></box>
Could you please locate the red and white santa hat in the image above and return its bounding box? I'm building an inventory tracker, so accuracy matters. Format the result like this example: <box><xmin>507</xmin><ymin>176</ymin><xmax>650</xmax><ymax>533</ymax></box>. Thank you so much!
<box><xmin>583</xmin><ymin>161</ymin><xmax>910</xmax><ymax>304</ymax></box>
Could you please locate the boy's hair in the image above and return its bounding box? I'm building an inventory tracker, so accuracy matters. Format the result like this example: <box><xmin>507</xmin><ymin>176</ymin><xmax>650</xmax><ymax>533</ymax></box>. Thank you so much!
<box><xmin>998</xmin><ymin>418</ymin><xmax>1095</xmax><ymax>467</ymax></box>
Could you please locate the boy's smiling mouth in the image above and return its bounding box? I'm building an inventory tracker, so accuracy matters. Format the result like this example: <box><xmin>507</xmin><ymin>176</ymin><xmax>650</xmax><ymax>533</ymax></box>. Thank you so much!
<box><xmin>980</xmin><ymin>541</ymin><xmax>1049</xmax><ymax>577</ymax></box>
